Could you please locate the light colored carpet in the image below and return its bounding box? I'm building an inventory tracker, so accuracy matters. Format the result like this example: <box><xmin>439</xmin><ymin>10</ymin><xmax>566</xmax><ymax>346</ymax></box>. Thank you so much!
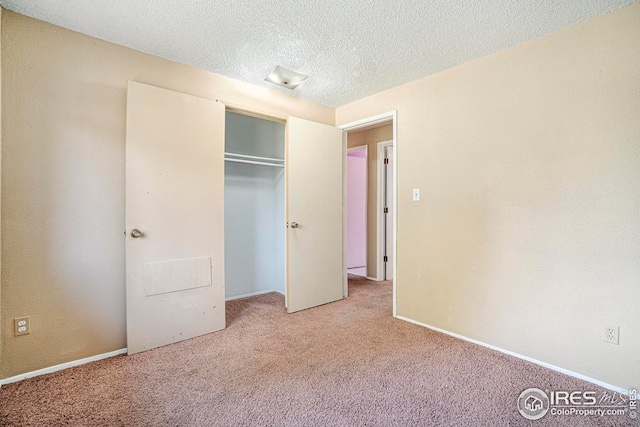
<box><xmin>0</xmin><ymin>276</ymin><xmax>635</xmax><ymax>426</ymax></box>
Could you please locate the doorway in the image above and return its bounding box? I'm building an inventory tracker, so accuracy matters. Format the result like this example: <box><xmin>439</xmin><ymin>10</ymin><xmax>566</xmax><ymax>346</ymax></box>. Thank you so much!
<box><xmin>339</xmin><ymin>111</ymin><xmax>397</xmax><ymax>316</ymax></box>
<box><xmin>223</xmin><ymin>110</ymin><xmax>347</xmax><ymax>314</ymax></box>
<box><xmin>347</xmin><ymin>146</ymin><xmax>368</xmax><ymax>277</ymax></box>
<box><xmin>224</xmin><ymin>110</ymin><xmax>286</xmax><ymax>302</ymax></box>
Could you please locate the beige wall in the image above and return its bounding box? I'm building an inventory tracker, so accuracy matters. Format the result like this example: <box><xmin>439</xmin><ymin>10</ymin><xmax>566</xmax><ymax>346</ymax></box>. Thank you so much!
<box><xmin>347</xmin><ymin>125</ymin><xmax>393</xmax><ymax>279</ymax></box>
<box><xmin>0</xmin><ymin>11</ymin><xmax>333</xmax><ymax>379</ymax></box>
<box><xmin>337</xmin><ymin>3</ymin><xmax>640</xmax><ymax>390</ymax></box>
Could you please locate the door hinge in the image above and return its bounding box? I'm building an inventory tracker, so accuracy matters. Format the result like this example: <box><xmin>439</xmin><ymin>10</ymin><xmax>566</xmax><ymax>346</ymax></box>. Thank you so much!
<box><xmin>384</xmin><ymin>158</ymin><xmax>389</xmax><ymax>164</ymax></box>
<box><xmin>384</xmin><ymin>207</ymin><xmax>388</xmax><ymax>213</ymax></box>
<box><xmin>383</xmin><ymin>256</ymin><xmax>388</xmax><ymax>262</ymax></box>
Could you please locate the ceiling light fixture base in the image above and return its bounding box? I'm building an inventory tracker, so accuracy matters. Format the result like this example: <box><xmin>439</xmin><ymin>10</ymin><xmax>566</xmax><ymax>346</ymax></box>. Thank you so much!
<box><xmin>265</xmin><ymin>66</ymin><xmax>308</xmax><ymax>90</ymax></box>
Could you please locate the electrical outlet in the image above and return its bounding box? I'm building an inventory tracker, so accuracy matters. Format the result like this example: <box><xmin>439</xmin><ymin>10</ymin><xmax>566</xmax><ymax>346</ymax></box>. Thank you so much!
<box><xmin>603</xmin><ymin>324</ymin><xmax>619</xmax><ymax>345</ymax></box>
<box><xmin>14</xmin><ymin>316</ymin><xmax>30</xmax><ymax>336</ymax></box>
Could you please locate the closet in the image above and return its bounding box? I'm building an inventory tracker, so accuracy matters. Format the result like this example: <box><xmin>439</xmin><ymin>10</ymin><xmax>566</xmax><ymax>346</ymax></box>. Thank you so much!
<box><xmin>125</xmin><ymin>82</ymin><xmax>344</xmax><ymax>354</ymax></box>
<box><xmin>224</xmin><ymin>111</ymin><xmax>286</xmax><ymax>301</ymax></box>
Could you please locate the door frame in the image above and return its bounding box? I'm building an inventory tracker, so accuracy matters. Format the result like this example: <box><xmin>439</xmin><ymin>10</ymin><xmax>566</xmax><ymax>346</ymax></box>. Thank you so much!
<box><xmin>216</xmin><ymin>100</ymin><xmax>289</xmax><ymax>307</ymax></box>
<box><xmin>339</xmin><ymin>111</ymin><xmax>398</xmax><ymax>317</ymax></box>
<box><xmin>346</xmin><ymin>145</ymin><xmax>368</xmax><ymax>277</ymax></box>
<box><xmin>377</xmin><ymin>140</ymin><xmax>393</xmax><ymax>282</ymax></box>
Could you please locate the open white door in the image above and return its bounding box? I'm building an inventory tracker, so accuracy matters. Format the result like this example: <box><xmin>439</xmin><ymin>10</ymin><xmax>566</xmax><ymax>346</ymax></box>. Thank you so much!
<box><xmin>286</xmin><ymin>117</ymin><xmax>345</xmax><ymax>313</ymax></box>
<box><xmin>126</xmin><ymin>82</ymin><xmax>226</xmax><ymax>354</ymax></box>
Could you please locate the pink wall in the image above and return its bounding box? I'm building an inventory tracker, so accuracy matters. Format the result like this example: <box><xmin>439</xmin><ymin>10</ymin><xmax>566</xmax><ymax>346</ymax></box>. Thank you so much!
<box><xmin>347</xmin><ymin>153</ymin><xmax>367</xmax><ymax>269</ymax></box>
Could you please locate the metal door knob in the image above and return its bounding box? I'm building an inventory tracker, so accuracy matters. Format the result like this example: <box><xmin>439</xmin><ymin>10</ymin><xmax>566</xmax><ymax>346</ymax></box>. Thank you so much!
<box><xmin>130</xmin><ymin>229</ymin><xmax>143</xmax><ymax>238</ymax></box>
<box><xmin>290</xmin><ymin>222</ymin><xmax>299</xmax><ymax>229</ymax></box>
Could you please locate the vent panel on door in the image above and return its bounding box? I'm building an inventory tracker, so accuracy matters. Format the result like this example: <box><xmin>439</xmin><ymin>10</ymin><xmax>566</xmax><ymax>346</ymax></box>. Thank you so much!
<box><xmin>144</xmin><ymin>256</ymin><xmax>212</xmax><ymax>296</ymax></box>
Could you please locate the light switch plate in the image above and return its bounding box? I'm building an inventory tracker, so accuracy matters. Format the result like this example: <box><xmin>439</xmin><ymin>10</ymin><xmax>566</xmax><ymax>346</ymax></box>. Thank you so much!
<box><xmin>413</xmin><ymin>188</ymin><xmax>420</xmax><ymax>201</ymax></box>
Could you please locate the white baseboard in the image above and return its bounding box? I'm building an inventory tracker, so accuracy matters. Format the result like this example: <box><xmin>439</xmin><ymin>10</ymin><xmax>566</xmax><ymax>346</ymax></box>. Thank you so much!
<box><xmin>6</xmin><ymin>313</ymin><xmax>623</xmax><ymax>396</ymax></box>
<box><xmin>225</xmin><ymin>289</ymin><xmax>282</xmax><ymax>301</ymax></box>
<box><xmin>396</xmin><ymin>315</ymin><xmax>627</xmax><ymax>395</ymax></box>
<box><xmin>0</xmin><ymin>348</ymin><xmax>127</xmax><ymax>387</ymax></box>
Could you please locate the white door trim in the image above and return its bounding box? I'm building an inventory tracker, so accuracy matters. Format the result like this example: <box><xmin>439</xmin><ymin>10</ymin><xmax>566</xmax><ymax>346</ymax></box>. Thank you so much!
<box><xmin>377</xmin><ymin>140</ymin><xmax>393</xmax><ymax>282</ymax></box>
<box><xmin>342</xmin><ymin>133</ymin><xmax>348</xmax><ymax>298</ymax></box>
<box><xmin>339</xmin><ymin>111</ymin><xmax>398</xmax><ymax>317</ymax></box>
<box><xmin>339</xmin><ymin>111</ymin><xmax>396</xmax><ymax>132</ymax></box>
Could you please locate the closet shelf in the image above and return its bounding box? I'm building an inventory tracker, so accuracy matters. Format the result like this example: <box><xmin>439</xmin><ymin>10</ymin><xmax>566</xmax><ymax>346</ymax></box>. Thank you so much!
<box><xmin>224</xmin><ymin>152</ymin><xmax>285</xmax><ymax>168</ymax></box>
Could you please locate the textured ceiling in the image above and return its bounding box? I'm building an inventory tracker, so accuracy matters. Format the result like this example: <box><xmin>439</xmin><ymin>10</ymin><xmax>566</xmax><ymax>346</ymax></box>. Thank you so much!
<box><xmin>0</xmin><ymin>0</ymin><xmax>635</xmax><ymax>107</ymax></box>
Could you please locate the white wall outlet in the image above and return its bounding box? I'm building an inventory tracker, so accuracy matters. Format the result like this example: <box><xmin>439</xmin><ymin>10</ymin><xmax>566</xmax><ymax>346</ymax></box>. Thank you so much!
<box><xmin>412</xmin><ymin>188</ymin><xmax>420</xmax><ymax>201</ymax></box>
<box><xmin>14</xmin><ymin>316</ymin><xmax>30</xmax><ymax>336</ymax></box>
<box><xmin>603</xmin><ymin>324</ymin><xmax>619</xmax><ymax>345</ymax></box>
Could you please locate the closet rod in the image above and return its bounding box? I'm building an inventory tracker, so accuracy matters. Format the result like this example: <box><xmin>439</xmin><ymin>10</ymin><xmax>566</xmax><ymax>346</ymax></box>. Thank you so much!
<box><xmin>224</xmin><ymin>158</ymin><xmax>285</xmax><ymax>168</ymax></box>
<box><xmin>224</xmin><ymin>152</ymin><xmax>284</xmax><ymax>163</ymax></box>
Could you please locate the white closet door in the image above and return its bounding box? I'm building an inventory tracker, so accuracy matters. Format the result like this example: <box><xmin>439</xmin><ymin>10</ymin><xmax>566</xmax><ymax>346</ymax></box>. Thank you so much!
<box><xmin>287</xmin><ymin>117</ymin><xmax>345</xmax><ymax>313</ymax></box>
<box><xmin>125</xmin><ymin>81</ymin><xmax>226</xmax><ymax>354</ymax></box>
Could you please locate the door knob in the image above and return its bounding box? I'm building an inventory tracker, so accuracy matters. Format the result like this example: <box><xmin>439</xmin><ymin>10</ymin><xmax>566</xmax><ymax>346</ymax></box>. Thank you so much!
<box><xmin>130</xmin><ymin>229</ymin><xmax>143</xmax><ymax>238</ymax></box>
<box><xmin>290</xmin><ymin>222</ymin><xmax>299</xmax><ymax>229</ymax></box>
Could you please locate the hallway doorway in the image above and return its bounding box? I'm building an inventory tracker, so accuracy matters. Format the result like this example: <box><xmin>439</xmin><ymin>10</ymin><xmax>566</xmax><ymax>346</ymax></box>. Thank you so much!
<box><xmin>347</xmin><ymin>146</ymin><xmax>368</xmax><ymax>277</ymax></box>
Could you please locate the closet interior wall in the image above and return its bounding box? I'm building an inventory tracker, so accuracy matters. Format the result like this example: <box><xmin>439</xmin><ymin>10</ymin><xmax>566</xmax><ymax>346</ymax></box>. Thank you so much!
<box><xmin>224</xmin><ymin>111</ymin><xmax>286</xmax><ymax>300</ymax></box>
